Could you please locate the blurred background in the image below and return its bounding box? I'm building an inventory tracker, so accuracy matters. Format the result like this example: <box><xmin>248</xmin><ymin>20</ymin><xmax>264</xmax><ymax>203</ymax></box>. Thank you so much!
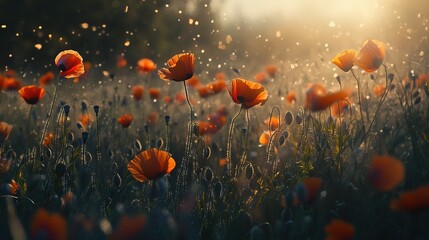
<box><xmin>0</xmin><ymin>0</ymin><xmax>428</xmax><ymax>75</ymax></box>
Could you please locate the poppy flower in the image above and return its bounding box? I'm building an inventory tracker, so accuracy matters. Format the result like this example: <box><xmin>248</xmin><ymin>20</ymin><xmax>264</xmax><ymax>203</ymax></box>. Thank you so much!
<box><xmin>198</xmin><ymin>121</ymin><xmax>219</xmax><ymax>135</ymax></box>
<box><xmin>78</xmin><ymin>114</ymin><xmax>92</xmax><ymax>129</ymax></box>
<box><xmin>55</xmin><ymin>50</ymin><xmax>85</xmax><ymax>78</ymax></box>
<box><xmin>18</xmin><ymin>85</ymin><xmax>45</xmax><ymax>105</ymax></box>
<box><xmin>219</xmin><ymin>158</ymin><xmax>228</xmax><ymax>168</ymax></box>
<box><xmin>148</xmin><ymin>88</ymin><xmax>161</xmax><ymax>100</ymax></box>
<box><xmin>390</xmin><ymin>185</ymin><xmax>429</xmax><ymax>212</ymax></box>
<box><xmin>137</xmin><ymin>58</ymin><xmax>156</xmax><ymax>74</ymax></box>
<box><xmin>265</xmin><ymin>65</ymin><xmax>278</xmax><ymax>77</ymax></box>
<box><xmin>0</xmin><ymin>121</ymin><xmax>12</xmax><ymax>141</ymax></box>
<box><xmin>117</xmin><ymin>55</ymin><xmax>128</xmax><ymax>68</ymax></box>
<box><xmin>324</xmin><ymin>219</ymin><xmax>355</xmax><ymax>240</ymax></box>
<box><xmin>304</xmin><ymin>84</ymin><xmax>352</xmax><ymax>112</ymax></box>
<box><xmin>132</xmin><ymin>85</ymin><xmax>144</xmax><ymax>101</ymax></box>
<box><xmin>354</xmin><ymin>40</ymin><xmax>386</xmax><ymax>73</ymax></box>
<box><xmin>158</xmin><ymin>53</ymin><xmax>195</xmax><ymax>82</ymax></box>
<box><xmin>8</xmin><ymin>179</ymin><xmax>20</xmax><ymax>195</ymax></box>
<box><xmin>259</xmin><ymin>131</ymin><xmax>273</xmax><ymax>145</ymax></box>
<box><xmin>228</xmin><ymin>78</ymin><xmax>268</xmax><ymax>108</ymax></box>
<box><xmin>285</xmin><ymin>91</ymin><xmax>296</xmax><ymax>104</ymax></box>
<box><xmin>0</xmin><ymin>70</ymin><xmax>22</xmax><ymax>91</ymax></box>
<box><xmin>208</xmin><ymin>79</ymin><xmax>227</xmax><ymax>93</ymax></box>
<box><xmin>127</xmin><ymin>148</ymin><xmax>176</xmax><ymax>182</ymax></box>
<box><xmin>118</xmin><ymin>114</ymin><xmax>133</xmax><ymax>128</ymax></box>
<box><xmin>110</xmin><ymin>214</ymin><xmax>147</xmax><ymax>240</ymax></box>
<box><xmin>197</xmin><ymin>86</ymin><xmax>212</xmax><ymax>98</ymax></box>
<box><xmin>146</xmin><ymin>111</ymin><xmax>159</xmax><ymax>126</ymax></box>
<box><xmin>38</xmin><ymin>71</ymin><xmax>55</xmax><ymax>86</ymax></box>
<box><xmin>303</xmin><ymin>177</ymin><xmax>322</xmax><ymax>203</ymax></box>
<box><xmin>255</xmin><ymin>72</ymin><xmax>267</xmax><ymax>83</ymax></box>
<box><xmin>163</xmin><ymin>96</ymin><xmax>172</xmax><ymax>104</ymax></box>
<box><xmin>264</xmin><ymin>117</ymin><xmax>280</xmax><ymax>130</ymax></box>
<box><xmin>369</xmin><ymin>155</ymin><xmax>405</xmax><ymax>192</ymax></box>
<box><xmin>373</xmin><ymin>84</ymin><xmax>386</xmax><ymax>97</ymax></box>
<box><xmin>30</xmin><ymin>208</ymin><xmax>67</xmax><ymax>240</ymax></box>
<box><xmin>416</xmin><ymin>73</ymin><xmax>428</xmax><ymax>88</ymax></box>
<box><xmin>331</xmin><ymin>49</ymin><xmax>357</xmax><ymax>72</ymax></box>
<box><xmin>186</xmin><ymin>75</ymin><xmax>201</xmax><ymax>88</ymax></box>
<box><xmin>215</xmin><ymin>72</ymin><xmax>226</xmax><ymax>81</ymax></box>
<box><xmin>43</xmin><ymin>133</ymin><xmax>54</xmax><ymax>146</ymax></box>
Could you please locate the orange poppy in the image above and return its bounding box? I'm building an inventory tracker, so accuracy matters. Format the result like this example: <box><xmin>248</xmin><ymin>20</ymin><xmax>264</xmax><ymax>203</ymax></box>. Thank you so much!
<box><xmin>110</xmin><ymin>214</ymin><xmax>147</xmax><ymax>240</ymax></box>
<box><xmin>0</xmin><ymin>70</ymin><xmax>22</xmax><ymax>91</ymax></box>
<box><xmin>286</xmin><ymin>91</ymin><xmax>297</xmax><ymax>104</ymax></box>
<box><xmin>163</xmin><ymin>96</ymin><xmax>172</xmax><ymax>104</ymax></box>
<box><xmin>146</xmin><ymin>111</ymin><xmax>159</xmax><ymax>126</ymax></box>
<box><xmin>265</xmin><ymin>64</ymin><xmax>278</xmax><ymax>77</ymax></box>
<box><xmin>0</xmin><ymin>158</ymin><xmax>11</xmax><ymax>174</ymax></box>
<box><xmin>116</xmin><ymin>55</ymin><xmax>128</xmax><ymax>68</ymax></box>
<box><xmin>137</xmin><ymin>58</ymin><xmax>156</xmax><ymax>74</ymax></box>
<box><xmin>255</xmin><ymin>72</ymin><xmax>267</xmax><ymax>83</ymax></box>
<box><xmin>8</xmin><ymin>179</ymin><xmax>20</xmax><ymax>195</ymax></box>
<box><xmin>259</xmin><ymin>131</ymin><xmax>273</xmax><ymax>145</ymax></box>
<box><xmin>208</xmin><ymin>79</ymin><xmax>227</xmax><ymax>93</ymax></box>
<box><xmin>0</xmin><ymin>121</ymin><xmax>12</xmax><ymax>141</ymax></box>
<box><xmin>158</xmin><ymin>53</ymin><xmax>195</xmax><ymax>82</ymax></box>
<box><xmin>30</xmin><ymin>208</ymin><xmax>67</xmax><ymax>240</ymax></box>
<box><xmin>198</xmin><ymin>121</ymin><xmax>219</xmax><ymax>135</ymax></box>
<box><xmin>127</xmin><ymin>148</ymin><xmax>176</xmax><ymax>182</ymax></box>
<box><xmin>330</xmin><ymin>99</ymin><xmax>351</xmax><ymax>117</ymax></box>
<box><xmin>373</xmin><ymin>84</ymin><xmax>386</xmax><ymax>97</ymax></box>
<box><xmin>174</xmin><ymin>92</ymin><xmax>186</xmax><ymax>105</ymax></box>
<box><xmin>215</xmin><ymin>72</ymin><xmax>226</xmax><ymax>81</ymax></box>
<box><xmin>38</xmin><ymin>71</ymin><xmax>55</xmax><ymax>86</ymax></box>
<box><xmin>228</xmin><ymin>78</ymin><xmax>268</xmax><ymax>108</ymax></box>
<box><xmin>18</xmin><ymin>85</ymin><xmax>45</xmax><ymax>105</ymax></box>
<box><xmin>198</xmin><ymin>86</ymin><xmax>212</xmax><ymax>98</ymax></box>
<box><xmin>118</xmin><ymin>114</ymin><xmax>133</xmax><ymax>128</ymax></box>
<box><xmin>132</xmin><ymin>85</ymin><xmax>144</xmax><ymax>101</ymax></box>
<box><xmin>369</xmin><ymin>155</ymin><xmax>405</xmax><ymax>192</ymax></box>
<box><xmin>186</xmin><ymin>74</ymin><xmax>201</xmax><ymax>88</ymax></box>
<box><xmin>43</xmin><ymin>133</ymin><xmax>54</xmax><ymax>146</ymax></box>
<box><xmin>390</xmin><ymin>185</ymin><xmax>429</xmax><ymax>212</ymax></box>
<box><xmin>331</xmin><ymin>49</ymin><xmax>357</xmax><ymax>72</ymax></box>
<box><xmin>354</xmin><ymin>40</ymin><xmax>386</xmax><ymax>73</ymax></box>
<box><xmin>148</xmin><ymin>88</ymin><xmax>161</xmax><ymax>100</ymax></box>
<box><xmin>219</xmin><ymin>158</ymin><xmax>228</xmax><ymax>168</ymax></box>
<box><xmin>416</xmin><ymin>73</ymin><xmax>428</xmax><ymax>88</ymax></box>
<box><xmin>304</xmin><ymin>84</ymin><xmax>352</xmax><ymax>112</ymax></box>
<box><xmin>78</xmin><ymin>113</ymin><xmax>92</xmax><ymax>129</ymax></box>
<box><xmin>303</xmin><ymin>177</ymin><xmax>322</xmax><ymax>203</ymax></box>
<box><xmin>264</xmin><ymin>117</ymin><xmax>280</xmax><ymax>130</ymax></box>
<box><xmin>324</xmin><ymin>219</ymin><xmax>355</xmax><ymax>240</ymax></box>
<box><xmin>55</xmin><ymin>50</ymin><xmax>85</xmax><ymax>78</ymax></box>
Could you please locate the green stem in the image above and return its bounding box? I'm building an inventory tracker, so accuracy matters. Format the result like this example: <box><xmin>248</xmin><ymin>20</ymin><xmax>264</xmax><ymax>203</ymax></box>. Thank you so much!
<box><xmin>227</xmin><ymin>106</ymin><xmax>242</xmax><ymax>177</ymax></box>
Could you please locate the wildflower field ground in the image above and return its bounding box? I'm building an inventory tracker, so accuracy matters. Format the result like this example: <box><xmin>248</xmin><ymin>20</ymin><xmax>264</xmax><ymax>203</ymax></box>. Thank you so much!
<box><xmin>1</xmin><ymin>0</ymin><xmax>429</xmax><ymax>239</ymax></box>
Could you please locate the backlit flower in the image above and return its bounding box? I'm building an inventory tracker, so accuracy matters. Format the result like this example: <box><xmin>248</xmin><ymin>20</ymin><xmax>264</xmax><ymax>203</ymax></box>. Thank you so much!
<box><xmin>55</xmin><ymin>50</ymin><xmax>85</xmax><ymax>78</ymax></box>
<box><xmin>331</xmin><ymin>49</ymin><xmax>357</xmax><ymax>72</ymax></box>
<box><xmin>0</xmin><ymin>70</ymin><xmax>22</xmax><ymax>91</ymax></box>
<box><xmin>132</xmin><ymin>85</ymin><xmax>144</xmax><ymax>101</ymax></box>
<box><xmin>228</xmin><ymin>78</ymin><xmax>268</xmax><ymax>108</ymax></box>
<box><xmin>137</xmin><ymin>58</ymin><xmax>156</xmax><ymax>74</ymax></box>
<box><xmin>118</xmin><ymin>114</ymin><xmax>133</xmax><ymax>128</ymax></box>
<box><xmin>369</xmin><ymin>155</ymin><xmax>405</xmax><ymax>192</ymax></box>
<box><xmin>18</xmin><ymin>85</ymin><xmax>45</xmax><ymax>105</ymax></box>
<box><xmin>127</xmin><ymin>148</ymin><xmax>176</xmax><ymax>182</ymax></box>
<box><xmin>158</xmin><ymin>53</ymin><xmax>195</xmax><ymax>82</ymax></box>
<box><xmin>354</xmin><ymin>40</ymin><xmax>386</xmax><ymax>73</ymax></box>
<box><xmin>304</xmin><ymin>84</ymin><xmax>352</xmax><ymax>112</ymax></box>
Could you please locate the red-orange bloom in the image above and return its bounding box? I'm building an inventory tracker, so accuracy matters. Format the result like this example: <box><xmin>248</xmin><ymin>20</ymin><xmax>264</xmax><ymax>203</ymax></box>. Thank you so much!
<box><xmin>78</xmin><ymin>114</ymin><xmax>92</xmax><ymax>129</ymax></box>
<box><xmin>0</xmin><ymin>121</ymin><xmax>12</xmax><ymax>141</ymax></box>
<box><xmin>228</xmin><ymin>78</ymin><xmax>268</xmax><ymax>108</ymax></box>
<box><xmin>55</xmin><ymin>50</ymin><xmax>85</xmax><ymax>78</ymax></box>
<box><xmin>110</xmin><ymin>215</ymin><xmax>147</xmax><ymax>240</ymax></box>
<box><xmin>324</xmin><ymin>219</ymin><xmax>355</xmax><ymax>240</ymax></box>
<box><xmin>137</xmin><ymin>58</ymin><xmax>156</xmax><ymax>74</ymax></box>
<box><xmin>0</xmin><ymin>70</ymin><xmax>22</xmax><ymax>91</ymax></box>
<box><xmin>303</xmin><ymin>177</ymin><xmax>322</xmax><ymax>203</ymax></box>
<box><xmin>264</xmin><ymin>117</ymin><xmax>280</xmax><ymax>130</ymax></box>
<box><xmin>354</xmin><ymin>40</ymin><xmax>386</xmax><ymax>73</ymax></box>
<box><xmin>8</xmin><ymin>179</ymin><xmax>20</xmax><ymax>195</ymax></box>
<box><xmin>146</xmin><ymin>111</ymin><xmax>159</xmax><ymax>126</ymax></box>
<box><xmin>186</xmin><ymin>75</ymin><xmax>201</xmax><ymax>88</ymax></box>
<box><xmin>208</xmin><ymin>79</ymin><xmax>227</xmax><ymax>94</ymax></box>
<box><xmin>30</xmin><ymin>208</ymin><xmax>67</xmax><ymax>240</ymax></box>
<box><xmin>38</xmin><ymin>71</ymin><xmax>55</xmax><ymax>86</ymax></box>
<box><xmin>18</xmin><ymin>85</ymin><xmax>45</xmax><ymax>105</ymax></box>
<box><xmin>127</xmin><ymin>148</ymin><xmax>176</xmax><ymax>182</ymax></box>
<box><xmin>259</xmin><ymin>131</ymin><xmax>273</xmax><ymax>145</ymax></box>
<box><xmin>390</xmin><ymin>185</ymin><xmax>429</xmax><ymax>213</ymax></box>
<box><xmin>255</xmin><ymin>72</ymin><xmax>267</xmax><ymax>83</ymax></box>
<box><xmin>286</xmin><ymin>91</ymin><xmax>297</xmax><ymax>104</ymax></box>
<box><xmin>331</xmin><ymin>49</ymin><xmax>357</xmax><ymax>72</ymax></box>
<box><xmin>265</xmin><ymin>65</ymin><xmax>278</xmax><ymax>77</ymax></box>
<box><xmin>304</xmin><ymin>84</ymin><xmax>352</xmax><ymax>112</ymax></box>
<box><xmin>116</xmin><ymin>55</ymin><xmax>128</xmax><ymax>68</ymax></box>
<box><xmin>132</xmin><ymin>85</ymin><xmax>144</xmax><ymax>101</ymax></box>
<box><xmin>373</xmin><ymin>84</ymin><xmax>386</xmax><ymax>97</ymax></box>
<box><xmin>148</xmin><ymin>88</ymin><xmax>161</xmax><ymax>100</ymax></box>
<box><xmin>369</xmin><ymin>155</ymin><xmax>405</xmax><ymax>192</ymax></box>
<box><xmin>118</xmin><ymin>114</ymin><xmax>133</xmax><ymax>128</ymax></box>
<box><xmin>158</xmin><ymin>53</ymin><xmax>195</xmax><ymax>82</ymax></box>
<box><xmin>43</xmin><ymin>133</ymin><xmax>54</xmax><ymax>146</ymax></box>
<box><xmin>330</xmin><ymin>99</ymin><xmax>351</xmax><ymax>117</ymax></box>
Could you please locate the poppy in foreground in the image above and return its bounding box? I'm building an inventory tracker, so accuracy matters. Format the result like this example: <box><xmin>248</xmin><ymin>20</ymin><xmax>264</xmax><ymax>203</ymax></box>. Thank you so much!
<box><xmin>324</xmin><ymin>219</ymin><xmax>355</xmax><ymax>240</ymax></box>
<box><xmin>158</xmin><ymin>53</ymin><xmax>195</xmax><ymax>82</ymax></box>
<box><xmin>304</xmin><ymin>84</ymin><xmax>352</xmax><ymax>112</ymax></box>
<box><xmin>137</xmin><ymin>58</ymin><xmax>156</xmax><ymax>74</ymax></box>
<box><xmin>30</xmin><ymin>208</ymin><xmax>67</xmax><ymax>240</ymax></box>
<box><xmin>127</xmin><ymin>148</ymin><xmax>176</xmax><ymax>182</ymax></box>
<box><xmin>228</xmin><ymin>78</ymin><xmax>268</xmax><ymax>108</ymax></box>
<box><xmin>18</xmin><ymin>85</ymin><xmax>45</xmax><ymax>105</ymax></box>
<box><xmin>354</xmin><ymin>39</ymin><xmax>386</xmax><ymax>73</ymax></box>
<box><xmin>331</xmin><ymin>49</ymin><xmax>357</xmax><ymax>72</ymax></box>
<box><xmin>369</xmin><ymin>155</ymin><xmax>405</xmax><ymax>192</ymax></box>
<box><xmin>118</xmin><ymin>114</ymin><xmax>133</xmax><ymax>128</ymax></box>
<box><xmin>0</xmin><ymin>121</ymin><xmax>12</xmax><ymax>141</ymax></box>
<box><xmin>55</xmin><ymin>50</ymin><xmax>85</xmax><ymax>78</ymax></box>
<box><xmin>390</xmin><ymin>185</ymin><xmax>429</xmax><ymax>213</ymax></box>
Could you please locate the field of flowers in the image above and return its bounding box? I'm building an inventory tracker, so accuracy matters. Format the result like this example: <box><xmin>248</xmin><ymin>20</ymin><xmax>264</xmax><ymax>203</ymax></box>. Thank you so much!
<box><xmin>1</xmin><ymin>1</ymin><xmax>429</xmax><ymax>239</ymax></box>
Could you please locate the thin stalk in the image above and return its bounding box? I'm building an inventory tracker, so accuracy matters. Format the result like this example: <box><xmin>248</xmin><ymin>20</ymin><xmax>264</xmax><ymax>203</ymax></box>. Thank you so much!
<box><xmin>350</xmin><ymin>69</ymin><xmax>366</xmax><ymax>143</ymax></box>
<box><xmin>26</xmin><ymin>105</ymin><xmax>33</xmax><ymax>165</ymax></box>
<box><xmin>226</xmin><ymin>106</ymin><xmax>242</xmax><ymax>176</ymax></box>
<box><xmin>236</xmin><ymin>109</ymin><xmax>250</xmax><ymax>177</ymax></box>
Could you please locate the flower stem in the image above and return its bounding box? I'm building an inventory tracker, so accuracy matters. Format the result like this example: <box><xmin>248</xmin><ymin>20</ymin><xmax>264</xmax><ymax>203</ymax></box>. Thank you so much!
<box><xmin>351</xmin><ymin>69</ymin><xmax>367</xmax><ymax>144</ymax></box>
<box><xmin>227</xmin><ymin>106</ymin><xmax>242</xmax><ymax>177</ymax></box>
